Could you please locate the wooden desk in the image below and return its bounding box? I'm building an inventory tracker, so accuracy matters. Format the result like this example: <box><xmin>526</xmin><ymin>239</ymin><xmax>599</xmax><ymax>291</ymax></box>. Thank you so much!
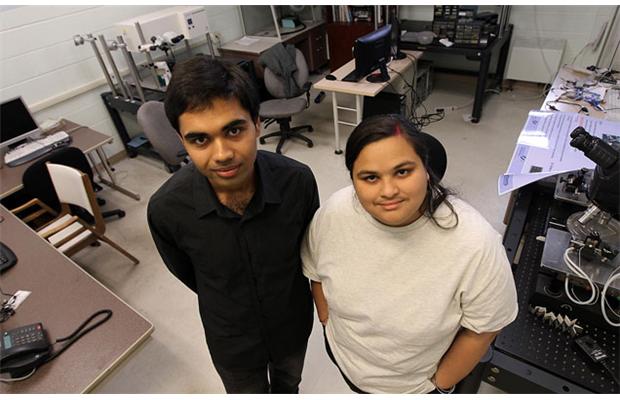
<box><xmin>0</xmin><ymin>120</ymin><xmax>139</xmax><ymax>201</ymax></box>
<box><xmin>313</xmin><ymin>50</ymin><xmax>422</xmax><ymax>154</ymax></box>
<box><xmin>0</xmin><ymin>206</ymin><xmax>153</xmax><ymax>393</ymax></box>
<box><xmin>219</xmin><ymin>21</ymin><xmax>328</xmax><ymax>77</ymax></box>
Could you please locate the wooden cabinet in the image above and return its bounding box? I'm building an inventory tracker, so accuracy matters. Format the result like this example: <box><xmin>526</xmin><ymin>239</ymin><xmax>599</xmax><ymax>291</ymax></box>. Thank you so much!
<box><xmin>284</xmin><ymin>23</ymin><xmax>328</xmax><ymax>72</ymax></box>
<box><xmin>326</xmin><ymin>22</ymin><xmax>374</xmax><ymax>71</ymax></box>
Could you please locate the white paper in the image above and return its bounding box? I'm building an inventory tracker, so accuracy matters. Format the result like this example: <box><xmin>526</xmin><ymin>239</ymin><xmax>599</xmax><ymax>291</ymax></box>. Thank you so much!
<box><xmin>10</xmin><ymin>290</ymin><xmax>31</xmax><ymax>310</ymax></box>
<box><xmin>497</xmin><ymin>172</ymin><xmax>557</xmax><ymax>196</ymax></box>
<box><xmin>498</xmin><ymin>111</ymin><xmax>620</xmax><ymax>195</ymax></box>
<box><xmin>234</xmin><ymin>36</ymin><xmax>260</xmax><ymax>46</ymax></box>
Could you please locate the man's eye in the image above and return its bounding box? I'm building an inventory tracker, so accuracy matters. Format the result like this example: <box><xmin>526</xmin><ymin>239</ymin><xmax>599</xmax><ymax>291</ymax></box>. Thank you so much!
<box><xmin>191</xmin><ymin>136</ymin><xmax>208</xmax><ymax>145</ymax></box>
<box><xmin>228</xmin><ymin>127</ymin><xmax>241</xmax><ymax>136</ymax></box>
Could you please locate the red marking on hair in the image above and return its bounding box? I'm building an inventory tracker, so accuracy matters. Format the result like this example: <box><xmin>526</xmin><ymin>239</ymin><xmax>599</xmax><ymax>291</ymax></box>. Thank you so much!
<box><xmin>392</xmin><ymin>123</ymin><xmax>404</xmax><ymax>137</ymax></box>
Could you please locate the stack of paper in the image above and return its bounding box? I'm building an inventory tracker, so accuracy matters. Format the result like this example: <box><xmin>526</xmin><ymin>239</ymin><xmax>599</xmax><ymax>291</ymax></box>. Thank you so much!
<box><xmin>498</xmin><ymin>111</ymin><xmax>620</xmax><ymax>195</ymax></box>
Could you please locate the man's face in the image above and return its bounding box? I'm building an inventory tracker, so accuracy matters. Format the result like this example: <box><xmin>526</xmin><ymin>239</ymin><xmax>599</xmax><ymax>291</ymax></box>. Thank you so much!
<box><xmin>178</xmin><ymin>97</ymin><xmax>260</xmax><ymax>194</ymax></box>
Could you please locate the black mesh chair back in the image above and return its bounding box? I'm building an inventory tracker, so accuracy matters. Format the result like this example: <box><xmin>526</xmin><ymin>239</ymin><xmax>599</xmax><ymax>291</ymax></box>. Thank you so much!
<box><xmin>22</xmin><ymin>147</ymin><xmax>124</xmax><ymax>221</ymax></box>
<box><xmin>418</xmin><ymin>131</ymin><xmax>447</xmax><ymax>182</ymax></box>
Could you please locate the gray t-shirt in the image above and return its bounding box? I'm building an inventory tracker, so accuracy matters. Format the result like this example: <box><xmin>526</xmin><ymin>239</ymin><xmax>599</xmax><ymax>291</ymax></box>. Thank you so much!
<box><xmin>302</xmin><ymin>186</ymin><xmax>518</xmax><ymax>393</ymax></box>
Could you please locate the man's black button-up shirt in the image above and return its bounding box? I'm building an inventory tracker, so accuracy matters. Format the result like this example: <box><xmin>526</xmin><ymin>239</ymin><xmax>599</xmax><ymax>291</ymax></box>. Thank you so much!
<box><xmin>147</xmin><ymin>151</ymin><xmax>319</xmax><ymax>369</ymax></box>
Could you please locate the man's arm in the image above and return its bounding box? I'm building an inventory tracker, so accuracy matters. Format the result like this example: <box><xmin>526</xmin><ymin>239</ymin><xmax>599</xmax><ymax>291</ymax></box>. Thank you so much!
<box><xmin>304</xmin><ymin>170</ymin><xmax>320</xmax><ymax>226</ymax></box>
<box><xmin>311</xmin><ymin>280</ymin><xmax>329</xmax><ymax>326</ymax></box>
<box><xmin>433</xmin><ymin>328</ymin><xmax>498</xmax><ymax>390</ymax></box>
<box><xmin>147</xmin><ymin>209</ymin><xmax>197</xmax><ymax>293</ymax></box>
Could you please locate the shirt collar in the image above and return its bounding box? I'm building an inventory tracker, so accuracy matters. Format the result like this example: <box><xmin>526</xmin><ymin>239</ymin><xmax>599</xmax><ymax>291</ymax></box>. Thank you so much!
<box><xmin>192</xmin><ymin>151</ymin><xmax>282</xmax><ymax>218</ymax></box>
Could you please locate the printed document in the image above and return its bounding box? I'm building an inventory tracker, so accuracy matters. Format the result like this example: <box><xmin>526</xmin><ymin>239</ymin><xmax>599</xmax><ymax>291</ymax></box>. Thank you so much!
<box><xmin>498</xmin><ymin>111</ymin><xmax>620</xmax><ymax>195</ymax></box>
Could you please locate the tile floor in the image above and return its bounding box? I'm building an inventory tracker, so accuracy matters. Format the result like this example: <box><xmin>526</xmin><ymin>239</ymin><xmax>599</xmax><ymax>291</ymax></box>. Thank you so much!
<box><xmin>64</xmin><ymin>71</ymin><xmax>542</xmax><ymax>393</ymax></box>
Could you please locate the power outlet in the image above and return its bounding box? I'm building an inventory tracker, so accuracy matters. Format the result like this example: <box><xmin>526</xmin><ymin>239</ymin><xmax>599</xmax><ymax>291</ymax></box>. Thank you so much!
<box><xmin>434</xmin><ymin>106</ymin><xmax>456</xmax><ymax>113</ymax></box>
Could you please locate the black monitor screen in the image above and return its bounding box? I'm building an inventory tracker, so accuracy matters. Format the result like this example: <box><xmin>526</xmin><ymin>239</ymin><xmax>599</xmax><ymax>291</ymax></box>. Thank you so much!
<box><xmin>390</xmin><ymin>17</ymin><xmax>403</xmax><ymax>59</ymax></box>
<box><xmin>354</xmin><ymin>24</ymin><xmax>392</xmax><ymax>83</ymax></box>
<box><xmin>1</xmin><ymin>97</ymin><xmax>38</xmax><ymax>144</ymax></box>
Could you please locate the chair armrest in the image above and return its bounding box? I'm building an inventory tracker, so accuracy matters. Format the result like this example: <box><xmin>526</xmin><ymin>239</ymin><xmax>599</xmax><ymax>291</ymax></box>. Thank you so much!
<box><xmin>302</xmin><ymin>82</ymin><xmax>312</xmax><ymax>108</ymax></box>
<box><xmin>11</xmin><ymin>199</ymin><xmax>58</xmax><ymax>223</ymax></box>
<box><xmin>11</xmin><ymin>198</ymin><xmax>43</xmax><ymax>214</ymax></box>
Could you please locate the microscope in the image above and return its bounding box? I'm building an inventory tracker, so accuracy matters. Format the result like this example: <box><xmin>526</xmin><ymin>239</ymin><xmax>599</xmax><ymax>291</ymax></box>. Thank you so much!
<box><xmin>533</xmin><ymin>126</ymin><xmax>619</xmax><ymax>329</ymax></box>
<box><xmin>566</xmin><ymin>127</ymin><xmax>619</xmax><ymax>263</ymax></box>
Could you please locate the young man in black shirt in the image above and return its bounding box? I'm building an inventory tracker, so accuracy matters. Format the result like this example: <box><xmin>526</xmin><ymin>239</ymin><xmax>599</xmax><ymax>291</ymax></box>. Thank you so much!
<box><xmin>147</xmin><ymin>57</ymin><xmax>319</xmax><ymax>393</ymax></box>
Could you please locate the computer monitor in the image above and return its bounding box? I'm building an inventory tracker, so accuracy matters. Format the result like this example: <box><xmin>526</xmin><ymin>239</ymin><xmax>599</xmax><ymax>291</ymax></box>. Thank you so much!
<box><xmin>353</xmin><ymin>24</ymin><xmax>392</xmax><ymax>83</ymax></box>
<box><xmin>390</xmin><ymin>17</ymin><xmax>406</xmax><ymax>60</ymax></box>
<box><xmin>0</xmin><ymin>97</ymin><xmax>41</xmax><ymax>148</ymax></box>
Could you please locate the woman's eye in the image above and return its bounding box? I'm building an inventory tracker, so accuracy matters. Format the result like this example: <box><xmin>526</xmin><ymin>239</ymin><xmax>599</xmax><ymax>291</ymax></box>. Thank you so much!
<box><xmin>363</xmin><ymin>175</ymin><xmax>378</xmax><ymax>182</ymax></box>
<box><xmin>396</xmin><ymin>169</ymin><xmax>411</xmax><ymax>177</ymax></box>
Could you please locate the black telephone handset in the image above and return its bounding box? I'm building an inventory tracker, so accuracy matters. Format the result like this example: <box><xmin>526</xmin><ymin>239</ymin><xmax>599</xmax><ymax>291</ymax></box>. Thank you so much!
<box><xmin>1</xmin><ymin>323</ymin><xmax>52</xmax><ymax>377</ymax></box>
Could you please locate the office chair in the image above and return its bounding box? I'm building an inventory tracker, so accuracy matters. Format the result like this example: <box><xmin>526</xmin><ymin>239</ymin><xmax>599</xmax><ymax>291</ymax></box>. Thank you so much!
<box><xmin>259</xmin><ymin>48</ymin><xmax>314</xmax><ymax>154</ymax></box>
<box><xmin>39</xmin><ymin>162</ymin><xmax>139</xmax><ymax>264</ymax></box>
<box><xmin>137</xmin><ymin>101</ymin><xmax>188</xmax><ymax>173</ymax></box>
<box><xmin>11</xmin><ymin>147</ymin><xmax>125</xmax><ymax>227</ymax></box>
<box><xmin>417</xmin><ymin>130</ymin><xmax>447</xmax><ymax>181</ymax></box>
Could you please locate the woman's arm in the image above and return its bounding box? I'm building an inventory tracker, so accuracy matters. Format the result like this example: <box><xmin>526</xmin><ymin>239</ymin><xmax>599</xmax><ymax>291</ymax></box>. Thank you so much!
<box><xmin>432</xmin><ymin>328</ymin><xmax>498</xmax><ymax>390</ymax></box>
<box><xmin>311</xmin><ymin>280</ymin><xmax>329</xmax><ymax>326</ymax></box>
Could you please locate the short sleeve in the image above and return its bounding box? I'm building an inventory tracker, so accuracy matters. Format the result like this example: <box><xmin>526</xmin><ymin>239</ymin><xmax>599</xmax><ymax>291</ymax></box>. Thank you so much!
<box><xmin>459</xmin><ymin>231</ymin><xmax>518</xmax><ymax>334</ymax></box>
<box><xmin>301</xmin><ymin>210</ymin><xmax>321</xmax><ymax>282</ymax></box>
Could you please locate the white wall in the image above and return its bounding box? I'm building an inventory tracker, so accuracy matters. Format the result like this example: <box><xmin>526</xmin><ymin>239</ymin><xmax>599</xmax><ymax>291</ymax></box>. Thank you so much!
<box><xmin>597</xmin><ymin>8</ymin><xmax>620</xmax><ymax>70</ymax></box>
<box><xmin>399</xmin><ymin>5</ymin><xmax>616</xmax><ymax>76</ymax></box>
<box><xmin>510</xmin><ymin>5</ymin><xmax>616</xmax><ymax>68</ymax></box>
<box><xmin>0</xmin><ymin>5</ymin><xmax>244</xmax><ymax>157</ymax></box>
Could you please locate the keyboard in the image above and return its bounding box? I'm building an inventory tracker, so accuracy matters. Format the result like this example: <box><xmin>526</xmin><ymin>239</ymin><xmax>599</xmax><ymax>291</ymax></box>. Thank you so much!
<box><xmin>4</xmin><ymin>131</ymin><xmax>72</xmax><ymax>167</ymax></box>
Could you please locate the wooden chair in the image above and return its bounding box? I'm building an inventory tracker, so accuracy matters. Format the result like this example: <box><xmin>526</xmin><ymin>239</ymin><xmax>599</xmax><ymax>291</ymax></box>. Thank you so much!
<box><xmin>11</xmin><ymin>146</ymin><xmax>125</xmax><ymax>229</ymax></box>
<box><xmin>37</xmin><ymin>162</ymin><xmax>139</xmax><ymax>264</ymax></box>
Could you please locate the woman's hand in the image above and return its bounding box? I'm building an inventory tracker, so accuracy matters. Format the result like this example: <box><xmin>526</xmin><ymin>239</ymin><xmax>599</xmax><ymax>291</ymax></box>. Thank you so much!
<box><xmin>433</xmin><ymin>328</ymin><xmax>498</xmax><ymax>390</ymax></box>
<box><xmin>311</xmin><ymin>280</ymin><xmax>329</xmax><ymax>326</ymax></box>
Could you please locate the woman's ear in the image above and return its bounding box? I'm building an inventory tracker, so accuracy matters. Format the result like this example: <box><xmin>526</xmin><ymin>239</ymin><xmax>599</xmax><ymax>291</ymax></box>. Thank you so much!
<box><xmin>426</xmin><ymin>171</ymin><xmax>430</xmax><ymax>181</ymax></box>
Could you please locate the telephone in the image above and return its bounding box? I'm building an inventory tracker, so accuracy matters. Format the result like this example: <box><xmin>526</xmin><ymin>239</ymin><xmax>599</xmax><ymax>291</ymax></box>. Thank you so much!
<box><xmin>1</xmin><ymin>323</ymin><xmax>52</xmax><ymax>377</ymax></box>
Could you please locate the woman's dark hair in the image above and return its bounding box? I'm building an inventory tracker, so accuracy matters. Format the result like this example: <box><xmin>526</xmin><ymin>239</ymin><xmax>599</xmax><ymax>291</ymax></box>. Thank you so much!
<box><xmin>345</xmin><ymin>114</ymin><xmax>458</xmax><ymax>228</ymax></box>
<box><xmin>164</xmin><ymin>57</ymin><xmax>260</xmax><ymax>133</ymax></box>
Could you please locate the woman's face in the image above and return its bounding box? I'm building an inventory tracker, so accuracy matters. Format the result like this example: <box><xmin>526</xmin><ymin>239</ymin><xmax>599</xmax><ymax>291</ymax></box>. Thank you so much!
<box><xmin>352</xmin><ymin>134</ymin><xmax>429</xmax><ymax>227</ymax></box>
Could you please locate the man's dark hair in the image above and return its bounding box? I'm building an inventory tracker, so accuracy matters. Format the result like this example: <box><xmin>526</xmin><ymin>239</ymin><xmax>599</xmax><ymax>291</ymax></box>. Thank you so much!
<box><xmin>164</xmin><ymin>57</ymin><xmax>260</xmax><ymax>133</ymax></box>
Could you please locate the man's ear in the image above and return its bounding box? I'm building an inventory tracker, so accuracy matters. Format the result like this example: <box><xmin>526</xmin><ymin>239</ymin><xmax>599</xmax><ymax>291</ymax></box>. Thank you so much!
<box><xmin>254</xmin><ymin>117</ymin><xmax>261</xmax><ymax>137</ymax></box>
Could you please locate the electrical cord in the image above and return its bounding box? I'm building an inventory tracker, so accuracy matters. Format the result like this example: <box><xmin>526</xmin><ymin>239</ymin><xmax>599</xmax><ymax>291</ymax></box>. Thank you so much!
<box><xmin>0</xmin><ymin>368</ymin><xmax>37</xmax><ymax>383</ymax></box>
<box><xmin>386</xmin><ymin>63</ymin><xmax>445</xmax><ymax>129</ymax></box>
<box><xmin>545</xmin><ymin>99</ymin><xmax>589</xmax><ymax>114</ymax></box>
<box><xmin>601</xmin><ymin>265</ymin><xmax>620</xmax><ymax>327</ymax></box>
<box><xmin>46</xmin><ymin>309</ymin><xmax>113</xmax><ymax>363</ymax></box>
<box><xmin>563</xmin><ymin>247</ymin><xmax>600</xmax><ymax>305</ymax></box>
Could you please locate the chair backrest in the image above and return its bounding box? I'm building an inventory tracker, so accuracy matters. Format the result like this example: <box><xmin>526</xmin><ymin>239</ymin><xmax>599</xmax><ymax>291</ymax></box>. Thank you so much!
<box><xmin>22</xmin><ymin>147</ymin><xmax>93</xmax><ymax>212</ymax></box>
<box><xmin>263</xmin><ymin>48</ymin><xmax>309</xmax><ymax>99</ymax></box>
<box><xmin>137</xmin><ymin>101</ymin><xmax>186</xmax><ymax>166</ymax></box>
<box><xmin>45</xmin><ymin>162</ymin><xmax>106</xmax><ymax>234</ymax></box>
<box><xmin>419</xmin><ymin>131</ymin><xmax>447</xmax><ymax>181</ymax></box>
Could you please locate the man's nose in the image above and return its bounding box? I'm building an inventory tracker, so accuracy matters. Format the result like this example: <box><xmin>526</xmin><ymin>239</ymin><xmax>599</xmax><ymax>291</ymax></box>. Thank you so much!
<box><xmin>213</xmin><ymin>138</ymin><xmax>234</xmax><ymax>163</ymax></box>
